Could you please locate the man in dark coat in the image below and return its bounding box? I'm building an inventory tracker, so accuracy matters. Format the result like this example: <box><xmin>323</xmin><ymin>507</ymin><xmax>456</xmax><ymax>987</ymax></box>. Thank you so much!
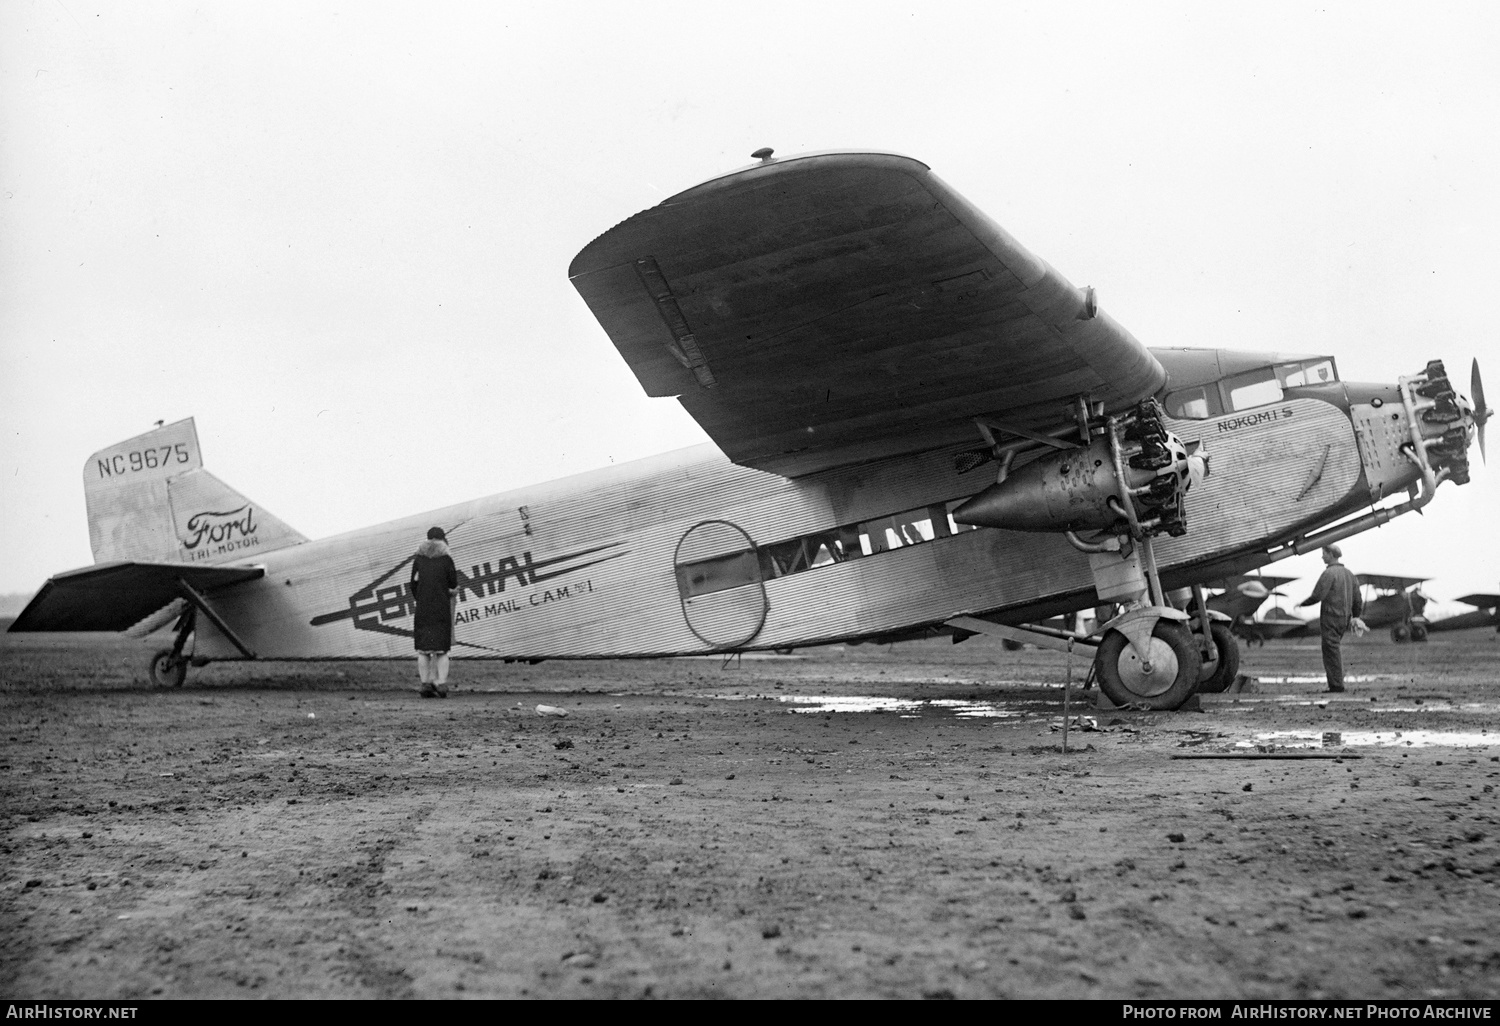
<box><xmin>1297</xmin><ymin>545</ymin><xmax>1366</xmax><ymax>692</ymax></box>
<box><xmin>410</xmin><ymin>526</ymin><xmax>458</xmax><ymax>697</ymax></box>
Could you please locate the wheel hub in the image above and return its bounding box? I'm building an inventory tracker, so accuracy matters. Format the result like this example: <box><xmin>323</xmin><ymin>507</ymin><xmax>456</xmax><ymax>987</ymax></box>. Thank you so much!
<box><xmin>1114</xmin><ymin>637</ymin><xmax>1180</xmax><ymax>697</ymax></box>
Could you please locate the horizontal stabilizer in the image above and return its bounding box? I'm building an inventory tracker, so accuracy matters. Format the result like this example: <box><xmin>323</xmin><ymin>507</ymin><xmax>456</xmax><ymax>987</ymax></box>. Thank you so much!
<box><xmin>1455</xmin><ymin>593</ymin><xmax>1500</xmax><ymax>609</ymax></box>
<box><xmin>9</xmin><ymin>562</ymin><xmax>264</xmax><ymax>633</ymax></box>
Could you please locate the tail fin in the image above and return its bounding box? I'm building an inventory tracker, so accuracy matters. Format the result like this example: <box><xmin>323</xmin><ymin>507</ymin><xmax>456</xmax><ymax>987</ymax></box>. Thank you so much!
<box><xmin>84</xmin><ymin>418</ymin><xmax>307</xmax><ymax>564</ymax></box>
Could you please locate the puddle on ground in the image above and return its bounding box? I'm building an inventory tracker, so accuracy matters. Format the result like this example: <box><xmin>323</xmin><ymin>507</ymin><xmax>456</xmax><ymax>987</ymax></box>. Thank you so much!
<box><xmin>701</xmin><ymin>693</ymin><xmax>1032</xmax><ymax>718</ymax></box>
<box><xmin>1236</xmin><ymin>730</ymin><xmax>1496</xmax><ymax>750</ymax></box>
<box><xmin>693</xmin><ymin>692</ymin><xmax>1500</xmax><ymax>729</ymax></box>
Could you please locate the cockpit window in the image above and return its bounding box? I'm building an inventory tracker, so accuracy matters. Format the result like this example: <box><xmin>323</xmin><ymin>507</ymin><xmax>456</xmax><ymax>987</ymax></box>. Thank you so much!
<box><xmin>1225</xmin><ymin>359</ymin><xmax>1340</xmax><ymax>412</ymax></box>
<box><xmin>1165</xmin><ymin>384</ymin><xmax>1222</xmax><ymax>420</ymax></box>
<box><xmin>1167</xmin><ymin>356</ymin><xmax>1339</xmax><ymax>419</ymax></box>
<box><xmin>1225</xmin><ymin>367</ymin><xmax>1283</xmax><ymax>411</ymax></box>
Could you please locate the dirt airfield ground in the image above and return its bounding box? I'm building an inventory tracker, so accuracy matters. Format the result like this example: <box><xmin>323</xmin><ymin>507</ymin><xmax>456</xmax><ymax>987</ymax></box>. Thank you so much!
<box><xmin>2</xmin><ymin>624</ymin><xmax>1498</xmax><ymax>1001</ymax></box>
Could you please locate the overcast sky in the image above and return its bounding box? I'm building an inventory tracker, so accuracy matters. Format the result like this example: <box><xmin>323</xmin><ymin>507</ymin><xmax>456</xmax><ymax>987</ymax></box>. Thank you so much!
<box><xmin>2</xmin><ymin>1</ymin><xmax>1496</xmax><ymax>612</ymax></box>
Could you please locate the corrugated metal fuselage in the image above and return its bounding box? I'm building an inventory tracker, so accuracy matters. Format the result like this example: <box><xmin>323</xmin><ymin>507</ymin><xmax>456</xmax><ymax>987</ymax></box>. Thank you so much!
<box><xmin>192</xmin><ymin>385</ymin><xmax>1380</xmax><ymax>662</ymax></box>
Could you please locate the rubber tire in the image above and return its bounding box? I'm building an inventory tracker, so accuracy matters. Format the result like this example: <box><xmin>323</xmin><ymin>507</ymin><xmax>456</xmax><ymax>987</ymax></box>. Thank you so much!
<box><xmin>1195</xmin><ymin>623</ymin><xmax>1241</xmax><ymax>694</ymax></box>
<box><xmin>1391</xmin><ymin>623</ymin><xmax>1410</xmax><ymax>643</ymax></box>
<box><xmin>149</xmin><ymin>648</ymin><xmax>187</xmax><ymax>688</ymax></box>
<box><xmin>1095</xmin><ymin>621</ymin><xmax>1202</xmax><ymax>710</ymax></box>
<box><xmin>1410</xmin><ymin>623</ymin><xmax>1429</xmax><ymax>643</ymax></box>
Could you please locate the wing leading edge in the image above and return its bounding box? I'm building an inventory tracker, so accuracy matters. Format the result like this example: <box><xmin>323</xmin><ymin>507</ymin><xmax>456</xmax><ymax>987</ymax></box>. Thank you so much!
<box><xmin>9</xmin><ymin>562</ymin><xmax>265</xmax><ymax>633</ymax></box>
<box><xmin>570</xmin><ymin>151</ymin><xmax>1165</xmax><ymax>476</ymax></box>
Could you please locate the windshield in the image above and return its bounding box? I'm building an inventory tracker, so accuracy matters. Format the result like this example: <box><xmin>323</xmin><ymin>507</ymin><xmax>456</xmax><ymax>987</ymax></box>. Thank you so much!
<box><xmin>1167</xmin><ymin>357</ymin><xmax>1339</xmax><ymax>419</ymax></box>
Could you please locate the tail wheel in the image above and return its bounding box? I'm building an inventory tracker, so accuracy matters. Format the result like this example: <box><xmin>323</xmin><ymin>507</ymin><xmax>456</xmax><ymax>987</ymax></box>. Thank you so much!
<box><xmin>149</xmin><ymin>648</ymin><xmax>187</xmax><ymax>688</ymax></box>
<box><xmin>1195</xmin><ymin>623</ymin><xmax>1241</xmax><ymax>694</ymax></box>
<box><xmin>1095</xmin><ymin>621</ymin><xmax>1201</xmax><ymax>710</ymax></box>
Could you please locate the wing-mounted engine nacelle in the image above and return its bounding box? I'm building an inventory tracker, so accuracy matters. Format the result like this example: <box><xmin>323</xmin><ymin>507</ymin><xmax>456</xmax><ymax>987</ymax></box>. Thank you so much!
<box><xmin>952</xmin><ymin>399</ymin><xmax>1206</xmax><ymax>539</ymax></box>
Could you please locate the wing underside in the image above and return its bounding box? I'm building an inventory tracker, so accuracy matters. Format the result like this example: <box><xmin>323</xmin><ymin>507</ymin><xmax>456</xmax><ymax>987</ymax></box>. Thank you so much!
<box><xmin>570</xmin><ymin>152</ymin><xmax>1165</xmax><ymax>477</ymax></box>
<box><xmin>1356</xmin><ymin>574</ymin><xmax>1429</xmax><ymax>591</ymax></box>
<box><xmin>8</xmin><ymin>562</ymin><xmax>264</xmax><ymax>633</ymax></box>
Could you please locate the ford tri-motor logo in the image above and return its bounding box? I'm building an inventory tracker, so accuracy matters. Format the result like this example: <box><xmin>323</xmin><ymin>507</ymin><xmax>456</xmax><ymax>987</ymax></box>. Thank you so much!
<box><xmin>182</xmin><ymin>504</ymin><xmax>258</xmax><ymax>554</ymax></box>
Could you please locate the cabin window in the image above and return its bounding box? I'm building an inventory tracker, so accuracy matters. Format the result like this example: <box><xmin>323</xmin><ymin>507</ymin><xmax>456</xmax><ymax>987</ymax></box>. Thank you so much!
<box><xmin>1164</xmin><ymin>385</ymin><xmax>1223</xmax><ymax>420</ymax></box>
<box><xmin>855</xmin><ymin>503</ymin><xmax>975</xmax><ymax>555</ymax></box>
<box><xmin>944</xmin><ymin>499</ymin><xmax>979</xmax><ymax>536</ymax></box>
<box><xmin>676</xmin><ymin>549</ymin><xmax>761</xmax><ymax>597</ymax></box>
<box><xmin>714</xmin><ymin>497</ymin><xmax>982</xmax><ymax>592</ymax></box>
<box><xmin>1224</xmin><ymin>367</ymin><xmax>1285</xmax><ymax>411</ymax></box>
<box><xmin>859</xmin><ymin>513</ymin><xmax>936</xmax><ymax>554</ymax></box>
<box><xmin>758</xmin><ymin>532</ymin><xmax>845</xmax><ymax>579</ymax></box>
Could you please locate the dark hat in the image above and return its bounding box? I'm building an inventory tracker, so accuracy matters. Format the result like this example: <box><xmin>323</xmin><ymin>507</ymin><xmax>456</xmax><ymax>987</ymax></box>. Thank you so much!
<box><xmin>426</xmin><ymin>526</ymin><xmax>447</xmax><ymax>541</ymax></box>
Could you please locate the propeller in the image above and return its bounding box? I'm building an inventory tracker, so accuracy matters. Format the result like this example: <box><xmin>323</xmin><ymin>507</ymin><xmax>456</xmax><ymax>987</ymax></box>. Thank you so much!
<box><xmin>1474</xmin><ymin>358</ymin><xmax>1490</xmax><ymax>461</ymax></box>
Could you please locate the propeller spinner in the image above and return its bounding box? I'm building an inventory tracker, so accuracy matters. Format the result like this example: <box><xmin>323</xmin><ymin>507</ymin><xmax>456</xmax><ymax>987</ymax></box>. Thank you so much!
<box><xmin>1473</xmin><ymin>358</ymin><xmax>1490</xmax><ymax>461</ymax></box>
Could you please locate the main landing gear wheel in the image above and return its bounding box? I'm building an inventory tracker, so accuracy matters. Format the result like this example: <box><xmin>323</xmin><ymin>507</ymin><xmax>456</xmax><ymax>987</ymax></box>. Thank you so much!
<box><xmin>1391</xmin><ymin>623</ymin><xmax>1411</xmax><ymax>643</ymax></box>
<box><xmin>1194</xmin><ymin>622</ymin><xmax>1241</xmax><ymax>694</ymax></box>
<box><xmin>149</xmin><ymin>648</ymin><xmax>188</xmax><ymax>688</ymax></box>
<box><xmin>1095</xmin><ymin>622</ymin><xmax>1202</xmax><ymax>710</ymax></box>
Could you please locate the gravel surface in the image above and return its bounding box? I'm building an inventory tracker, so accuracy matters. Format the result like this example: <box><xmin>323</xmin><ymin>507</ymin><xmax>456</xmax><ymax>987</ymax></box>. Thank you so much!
<box><xmin>3</xmin><ymin>626</ymin><xmax>1498</xmax><ymax>999</ymax></box>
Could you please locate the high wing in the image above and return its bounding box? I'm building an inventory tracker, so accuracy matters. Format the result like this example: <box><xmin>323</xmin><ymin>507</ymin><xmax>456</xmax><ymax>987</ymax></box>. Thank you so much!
<box><xmin>1356</xmin><ymin>574</ymin><xmax>1429</xmax><ymax>592</ymax></box>
<box><xmin>1212</xmin><ymin>574</ymin><xmax>1298</xmax><ymax>594</ymax></box>
<box><xmin>10</xmin><ymin>562</ymin><xmax>264</xmax><ymax>632</ymax></box>
<box><xmin>569</xmin><ymin>151</ymin><xmax>1165</xmax><ymax>477</ymax></box>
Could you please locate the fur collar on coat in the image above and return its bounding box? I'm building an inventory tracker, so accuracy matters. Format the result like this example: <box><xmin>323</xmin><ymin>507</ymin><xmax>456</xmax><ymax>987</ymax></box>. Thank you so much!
<box><xmin>416</xmin><ymin>538</ymin><xmax>449</xmax><ymax>559</ymax></box>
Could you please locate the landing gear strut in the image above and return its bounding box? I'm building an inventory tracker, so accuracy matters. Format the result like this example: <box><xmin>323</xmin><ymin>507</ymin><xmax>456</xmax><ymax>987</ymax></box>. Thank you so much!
<box><xmin>1070</xmin><ymin>399</ymin><xmax>1210</xmax><ymax>709</ymax></box>
<box><xmin>1194</xmin><ymin>621</ymin><xmax>1241</xmax><ymax>694</ymax></box>
<box><xmin>148</xmin><ymin>606</ymin><xmax>196</xmax><ymax>688</ymax></box>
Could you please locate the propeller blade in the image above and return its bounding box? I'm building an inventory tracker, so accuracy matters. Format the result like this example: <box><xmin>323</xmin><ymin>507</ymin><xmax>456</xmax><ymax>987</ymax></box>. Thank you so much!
<box><xmin>1473</xmin><ymin>358</ymin><xmax>1489</xmax><ymax>461</ymax></box>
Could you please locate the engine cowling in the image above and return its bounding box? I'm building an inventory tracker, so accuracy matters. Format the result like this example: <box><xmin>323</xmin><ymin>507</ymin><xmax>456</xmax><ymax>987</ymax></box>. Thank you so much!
<box><xmin>953</xmin><ymin>429</ymin><xmax>1202</xmax><ymax>534</ymax></box>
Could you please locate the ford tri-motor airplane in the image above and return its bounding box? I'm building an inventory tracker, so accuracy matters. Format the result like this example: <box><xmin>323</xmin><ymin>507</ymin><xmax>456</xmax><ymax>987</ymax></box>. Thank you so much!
<box><xmin>11</xmin><ymin>151</ymin><xmax>1491</xmax><ymax>709</ymax></box>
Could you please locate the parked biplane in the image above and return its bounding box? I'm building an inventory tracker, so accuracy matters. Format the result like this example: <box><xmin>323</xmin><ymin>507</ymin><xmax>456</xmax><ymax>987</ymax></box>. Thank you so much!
<box><xmin>1428</xmin><ymin>590</ymin><xmax>1500</xmax><ymax>634</ymax></box>
<box><xmin>10</xmin><ymin>150</ymin><xmax>1491</xmax><ymax>709</ymax></box>
<box><xmin>1203</xmin><ymin>575</ymin><xmax>1308</xmax><ymax>645</ymax></box>
<box><xmin>1355</xmin><ymin>574</ymin><xmax>1433</xmax><ymax>642</ymax></box>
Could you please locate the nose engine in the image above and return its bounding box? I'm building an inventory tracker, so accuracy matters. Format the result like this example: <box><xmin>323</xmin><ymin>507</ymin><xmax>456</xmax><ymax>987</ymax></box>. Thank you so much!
<box><xmin>1370</xmin><ymin>358</ymin><xmax>1490</xmax><ymax>499</ymax></box>
<box><xmin>1410</xmin><ymin>359</ymin><xmax>1480</xmax><ymax>484</ymax></box>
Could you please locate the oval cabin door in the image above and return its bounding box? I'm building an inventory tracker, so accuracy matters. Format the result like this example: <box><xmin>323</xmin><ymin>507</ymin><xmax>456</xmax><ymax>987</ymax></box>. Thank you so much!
<box><xmin>673</xmin><ymin>520</ymin><xmax>768</xmax><ymax>649</ymax></box>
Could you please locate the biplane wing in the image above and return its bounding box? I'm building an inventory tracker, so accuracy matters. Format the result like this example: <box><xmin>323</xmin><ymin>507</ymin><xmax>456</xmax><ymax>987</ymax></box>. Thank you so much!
<box><xmin>10</xmin><ymin>562</ymin><xmax>264</xmax><ymax>632</ymax></box>
<box><xmin>1210</xmin><ymin>574</ymin><xmax>1298</xmax><ymax>595</ymax></box>
<box><xmin>569</xmin><ymin>151</ymin><xmax>1166</xmax><ymax>477</ymax></box>
<box><xmin>1356</xmin><ymin>573</ymin><xmax>1429</xmax><ymax>592</ymax></box>
<box><xmin>1427</xmin><ymin>593</ymin><xmax>1500</xmax><ymax>632</ymax></box>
